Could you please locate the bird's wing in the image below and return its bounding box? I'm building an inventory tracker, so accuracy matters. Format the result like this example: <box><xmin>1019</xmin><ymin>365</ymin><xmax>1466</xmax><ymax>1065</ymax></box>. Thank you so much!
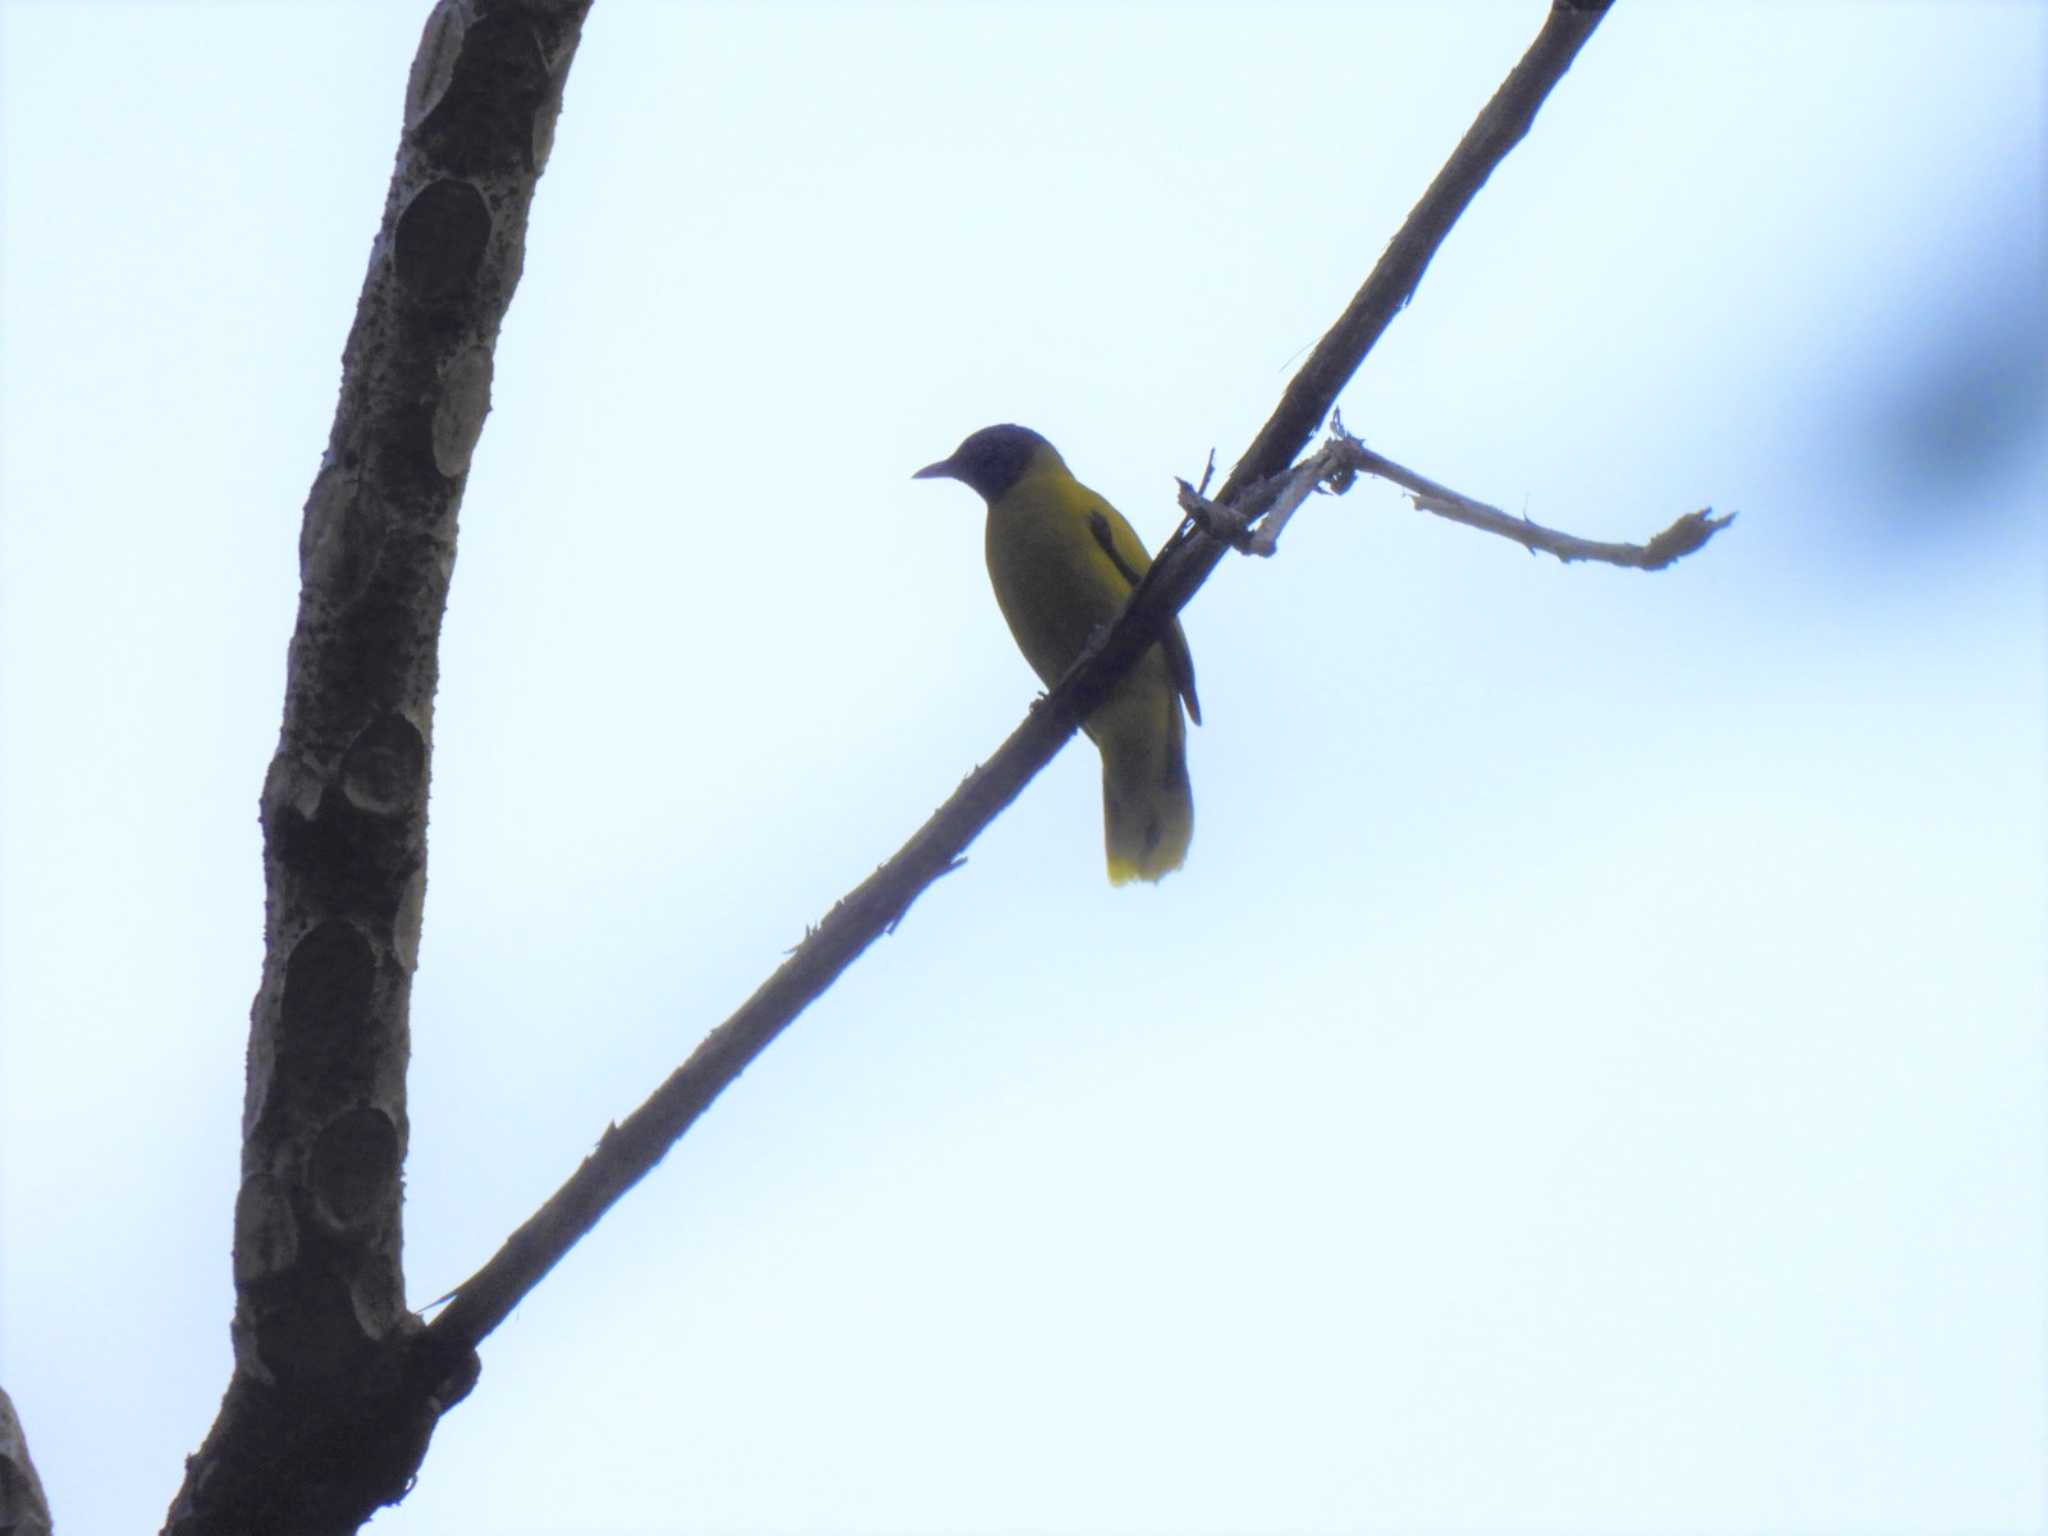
<box><xmin>1086</xmin><ymin>505</ymin><xmax>1202</xmax><ymax>727</ymax></box>
<box><xmin>1086</xmin><ymin>508</ymin><xmax>1147</xmax><ymax>589</ymax></box>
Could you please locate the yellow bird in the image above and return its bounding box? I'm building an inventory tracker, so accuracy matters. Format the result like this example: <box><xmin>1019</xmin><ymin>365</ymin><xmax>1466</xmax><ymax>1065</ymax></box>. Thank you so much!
<box><xmin>915</xmin><ymin>424</ymin><xmax>1198</xmax><ymax>884</ymax></box>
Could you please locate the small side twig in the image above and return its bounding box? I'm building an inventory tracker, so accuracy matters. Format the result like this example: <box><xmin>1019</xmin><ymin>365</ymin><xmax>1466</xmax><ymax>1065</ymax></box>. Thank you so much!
<box><xmin>1174</xmin><ymin>478</ymin><xmax>1257</xmax><ymax>551</ymax></box>
<box><xmin>1175</xmin><ymin>451</ymin><xmax>1327</xmax><ymax>558</ymax></box>
<box><xmin>1180</xmin><ymin>421</ymin><xmax>1734</xmax><ymax>572</ymax></box>
<box><xmin>1334</xmin><ymin>434</ymin><xmax>1735</xmax><ymax>569</ymax></box>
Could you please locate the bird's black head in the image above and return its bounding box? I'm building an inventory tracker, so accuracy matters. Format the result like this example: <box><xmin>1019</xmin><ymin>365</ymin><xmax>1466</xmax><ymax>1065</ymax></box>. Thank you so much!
<box><xmin>913</xmin><ymin>423</ymin><xmax>1056</xmax><ymax>503</ymax></box>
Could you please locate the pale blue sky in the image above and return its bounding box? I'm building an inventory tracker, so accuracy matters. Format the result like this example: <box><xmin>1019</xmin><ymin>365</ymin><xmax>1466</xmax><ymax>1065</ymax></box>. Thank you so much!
<box><xmin>2</xmin><ymin>3</ymin><xmax>2043</xmax><ymax>1533</ymax></box>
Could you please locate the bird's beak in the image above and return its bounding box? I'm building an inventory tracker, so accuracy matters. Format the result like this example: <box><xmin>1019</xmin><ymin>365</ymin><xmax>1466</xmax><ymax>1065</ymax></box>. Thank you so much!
<box><xmin>912</xmin><ymin>456</ymin><xmax>957</xmax><ymax>481</ymax></box>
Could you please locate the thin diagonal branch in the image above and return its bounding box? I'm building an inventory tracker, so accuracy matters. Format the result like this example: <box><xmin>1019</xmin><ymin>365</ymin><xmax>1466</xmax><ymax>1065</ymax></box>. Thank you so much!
<box><xmin>424</xmin><ymin>0</ymin><xmax>1615</xmax><ymax>1356</ymax></box>
<box><xmin>1221</xmin><ymin>0</ymin><xmax>1612</xmax><ymax>504</ymax></box>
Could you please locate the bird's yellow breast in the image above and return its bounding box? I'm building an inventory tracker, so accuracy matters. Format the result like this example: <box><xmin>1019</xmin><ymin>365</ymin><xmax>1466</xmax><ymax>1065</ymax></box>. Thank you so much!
<box><xmin>983</xmin><ymin>456</ymin><xmax>1148</xmax><ymax>691</ymax></box>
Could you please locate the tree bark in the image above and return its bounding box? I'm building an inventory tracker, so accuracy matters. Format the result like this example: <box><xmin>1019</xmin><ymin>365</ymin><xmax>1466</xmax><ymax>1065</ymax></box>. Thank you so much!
<box><xmin>164</xmin><ymin>3</ymin><xmax>593</xmax><ymax>1530</ymax></box>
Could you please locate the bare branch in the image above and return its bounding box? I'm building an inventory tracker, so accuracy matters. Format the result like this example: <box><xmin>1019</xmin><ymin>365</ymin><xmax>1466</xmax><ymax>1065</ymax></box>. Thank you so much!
<box><xmin>1178</xmin><ymin>427</ymin><xmax>1735</xmax><ymax>570</ymax></box>
<box><xmin>1341</xmin><ymin>436</ymin><xmax>1733</xmax><ymax>567</ymax></box>
<box><xmin>423</xmin><ymin>0</ymin><xmax>1617</xmax><ymax>1358</ymax></box>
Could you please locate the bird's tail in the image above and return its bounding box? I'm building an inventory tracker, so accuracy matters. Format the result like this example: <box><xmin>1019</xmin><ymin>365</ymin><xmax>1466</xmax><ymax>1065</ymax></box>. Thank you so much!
<box><xmin>1095</xmin><ymin>689</ymin><xmax>1193</xmax><ymax>886</ymax></box>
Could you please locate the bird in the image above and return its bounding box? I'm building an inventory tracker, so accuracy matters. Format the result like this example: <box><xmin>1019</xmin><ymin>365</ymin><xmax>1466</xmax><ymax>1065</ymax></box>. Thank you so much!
<box><xmin>915</xmin><ymin>424</ymin><xmax>1199</xmax><ymax>884</ymax></box>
